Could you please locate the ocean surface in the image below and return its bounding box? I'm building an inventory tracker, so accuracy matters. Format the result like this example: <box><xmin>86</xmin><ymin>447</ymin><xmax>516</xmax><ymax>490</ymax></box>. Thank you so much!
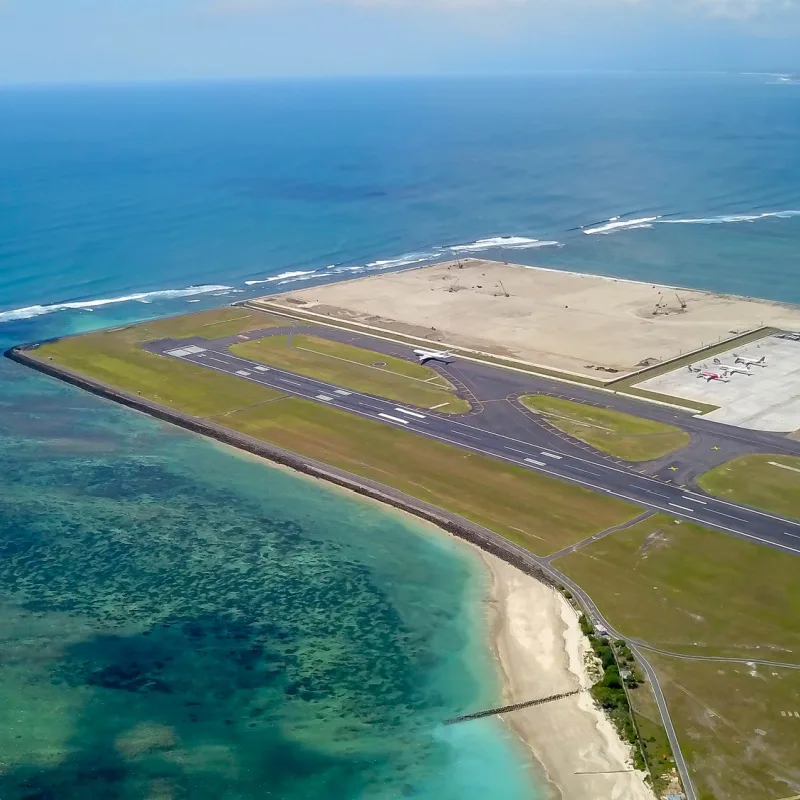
<box><xmin>1</xmin><ymin>72</ymin><xmax>799</xmax><ymax>798</ymax></box>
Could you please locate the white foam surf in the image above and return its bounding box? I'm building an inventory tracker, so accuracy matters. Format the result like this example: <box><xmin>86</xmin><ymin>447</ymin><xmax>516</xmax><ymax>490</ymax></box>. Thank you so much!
<box><xmin>244</xmin><ymin>270</ymin><xmax>317</xmax><ymax>286</ymax></box>
<box><xmin>0</xmin><ymin>284</ymin><xmax>233</xmax><ymax>324</ymax></box>
<box><xmin>582</xmin><ymin>217</ymin><xmax>660</xmax><ymax>235</ymax></box>
<box><xmin>364</xmin><ymin>252</ymin><xmax>436</xmax><ymax>270</ymax></box>
<box><xmin>662</xmin><ymin>210</ymin><xmax>800</xmax><ymax>225</ymax></box>
<box><xmin>448</xmin><ymin>236</ymin><xmax>561</xmax><ymax>252</ymax></box>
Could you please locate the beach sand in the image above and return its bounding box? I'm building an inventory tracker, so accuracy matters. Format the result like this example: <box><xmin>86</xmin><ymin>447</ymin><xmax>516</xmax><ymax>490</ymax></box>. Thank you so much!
<box><xmin>270</xmin><ymin>258</ymin><xmax>800</xmax><ymax>378</ymax></box>
<box><xmin>484</xmin><ymin>554</ymin><xmax>654</xmax><ymax>800</ymax></box>
<box><xmin>215</xmin><ymin>441</ymin><xmax>656</xmax><ymax>800</ymax></box>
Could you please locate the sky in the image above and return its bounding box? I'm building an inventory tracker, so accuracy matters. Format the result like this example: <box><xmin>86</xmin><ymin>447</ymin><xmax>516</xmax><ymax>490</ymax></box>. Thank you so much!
<box><xmin>0</xmin><ymin>0</ymin><xmax>798</xmax><ymax>84</ymax></box>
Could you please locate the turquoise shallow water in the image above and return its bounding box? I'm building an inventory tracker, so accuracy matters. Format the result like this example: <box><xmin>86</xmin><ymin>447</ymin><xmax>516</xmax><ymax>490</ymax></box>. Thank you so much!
<box><xmin>0</xmin><ymin>359</ymin><xmax>537</xmax><ymax>799</ymax></box>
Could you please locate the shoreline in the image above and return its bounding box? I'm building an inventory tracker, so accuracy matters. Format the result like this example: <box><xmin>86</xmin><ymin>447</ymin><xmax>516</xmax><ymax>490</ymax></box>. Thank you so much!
<box><xmin>217</xmin><ymin>442</ymin><xmax>655</xmax><ymax>800</ymax></box>
<box><xmin>7</xmin><ymin>344</ymin><xmax>656</xmax><ymax>800</ymax></box>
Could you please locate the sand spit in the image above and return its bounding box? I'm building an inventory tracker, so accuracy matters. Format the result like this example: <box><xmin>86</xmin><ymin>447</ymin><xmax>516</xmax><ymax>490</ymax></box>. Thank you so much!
<box><xmin>485</xmin><ymin>554</ymin><xmax>655</xmax><ymax>800</ymax></box>
<box><xmin>272</xmin><ymin>259</ymin><xmax>800</xmax><ymax>379</ymax></box>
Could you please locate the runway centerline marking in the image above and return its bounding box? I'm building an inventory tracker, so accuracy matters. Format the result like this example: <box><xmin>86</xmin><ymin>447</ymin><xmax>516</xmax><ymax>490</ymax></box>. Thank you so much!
<box><xmin>379</xmin><ymin>413</ymin><xmax>410</xmax><ymax>425</ymax></box>
<box><xmin>395</xmin><ymin>407</ymin><xmax>426</xmax><ymax>419</ymax></box>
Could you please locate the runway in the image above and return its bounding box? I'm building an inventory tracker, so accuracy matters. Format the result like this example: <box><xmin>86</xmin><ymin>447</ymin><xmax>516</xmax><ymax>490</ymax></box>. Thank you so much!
<box><xmin>146</xmin><ymin>334</ymin><xmax>800</xmax><ymax>558</ymax></box>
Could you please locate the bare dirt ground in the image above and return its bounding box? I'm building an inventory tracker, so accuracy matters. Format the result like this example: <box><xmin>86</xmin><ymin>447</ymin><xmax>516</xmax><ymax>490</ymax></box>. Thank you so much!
<box><xmin>270</xmin><ymin>260</ymin><xmax>800</xmax><ymax>379</ymax></box>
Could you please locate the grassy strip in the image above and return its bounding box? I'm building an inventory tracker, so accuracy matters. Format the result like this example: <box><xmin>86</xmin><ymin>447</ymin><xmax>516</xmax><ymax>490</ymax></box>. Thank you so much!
<box><xmin>698</xmin><ymin>454</ymin><xmax>800</xmax><ymax>520</ymax></box>
<box><xmin>619</xmin><ymin>387</ymin><xmax>718</xmax><ymax>415</ymax></box>
<box><xmin>646</xmin><ymin>653</ymin><xmax>800</xmax><ymax>800</ymax></box>
<box><xmin>231</xmin><ymin>334</ymin><xmax>469</xmax><ymax>413</ymax></box>
<box><xmin>521</xmin><ymin>395</ymin><xmax>690</xmax><ymax>461</ymax></box>
<box><xmin>222</xmin><ymin>396</ymin><xmax>639</xmax><ymax>556</ymax></box>
<box><xmin>554</xmin><ymin>514</ymin><xmax>800</xmax><ymax>660</ymax></box>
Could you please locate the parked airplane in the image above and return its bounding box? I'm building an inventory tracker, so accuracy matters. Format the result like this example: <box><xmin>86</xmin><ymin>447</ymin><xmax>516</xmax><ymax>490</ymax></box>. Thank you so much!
<box><xmin>733</xmin><ymin>353</ymin><xmax>767</xmax><ymax>366</ymax></box>
<box><xmin>414</xmin><ymin>348</ymin><xmax>453</xmax><ymax>365</ymax></box>
<box><xmin>712</xmin><ymin>358</ymin><xmax>752</xmax><ymax>376</ymax></box>
<box><xmin>696</xmin><ymin>370</ymin><xmax>730</xmax><ymax>383</ymax></box>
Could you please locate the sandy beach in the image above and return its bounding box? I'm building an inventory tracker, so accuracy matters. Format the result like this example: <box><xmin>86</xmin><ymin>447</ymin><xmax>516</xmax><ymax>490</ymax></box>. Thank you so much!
<box><xmin>270</xmin><ymin>258</ymin><xmax>800</xmax><ymax>378</ymax></box>
<box><xmin>216</xmin><ymin>441</ymin><xmax>655</xmax><ymax>800</ymax></box>
<box><xmin>484</xmin><ymin>554</ymin><xmax>655</xmax><ymax>800</ymax></box>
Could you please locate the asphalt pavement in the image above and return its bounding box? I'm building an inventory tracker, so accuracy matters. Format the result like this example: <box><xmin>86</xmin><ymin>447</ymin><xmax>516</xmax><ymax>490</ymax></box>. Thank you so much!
<box><xmin>146</xmin><ymin>334</ymin><xmax>800</xmax><ymax>558</ymax></box>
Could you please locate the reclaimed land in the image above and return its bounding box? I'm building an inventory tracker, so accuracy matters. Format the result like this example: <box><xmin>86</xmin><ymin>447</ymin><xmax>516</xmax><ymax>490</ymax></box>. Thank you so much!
<box><xmin>18</xmin><ymin>312</ymin><xmax>639</xmax><ymax>557</ymax></box>
<box><xmin>520</xmin><ymin>395</ymin><xmax>690</xmax><ymax>461</ymax></box>
<box><xmin>554</xmin><ymin>513</ymin><xmax>800</xmax><ymax>799</ymax></box>
<box><xmin>698</xmin><ymin>453</ymin><xmax>800</xmax><ymax>520</ymax></box>
<box><xmin>230</xmin><ymin>333</ymin><xmax>470</xmax><ymax>413</ymax></box>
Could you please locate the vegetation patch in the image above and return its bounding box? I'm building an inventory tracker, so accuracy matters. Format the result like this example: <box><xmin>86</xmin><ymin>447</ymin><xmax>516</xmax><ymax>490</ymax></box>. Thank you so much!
<box><xmin>231</xmin><ymin>334</ymin><xmax>470</xmax><ymax>413</ymax></box>
<box><xmin>698</xmin><ymin>453</ymin><xmax>800</xmax><ymax>520</ymax></box>
<box><xmin>521</xmin><ymin>395</ymin><xmax>690</xmax><ymax>461</ymax></box>
<box><xmin>647</xmin><ymin>653</ymin><xmax>800</xmax><ymax>800</ymax></box>
<box><xmin>554</xmin><ymin>515</ymin><xmax>800</xmax><ymax>660</ymax></box>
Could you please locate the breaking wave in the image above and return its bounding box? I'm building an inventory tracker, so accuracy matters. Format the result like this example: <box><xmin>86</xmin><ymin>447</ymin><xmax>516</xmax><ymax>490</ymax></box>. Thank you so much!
<box><xmin>0</xmin><ymin>285</ymin><xmax>233</xmax><ymax>324</ymax></box>
<box><xmin>582</xmin><ymin>216</ymin><xmax>661</xmax><ymax>235</ymax></box>
<box><xmin>582</xmin><ymin>209</ymin><xmax>800</xmax><ymax>235</ymax></box>
<box><xmin>662</xmin><ymin>210</ymin><xmax>800</xmax><ymax>225</ymax></box>
<box><xmin>447</xmin><ymin>236</ymin><xmax>562</xmax><ymax>252</ymax></box>
<box><xmin>244</xmin><ymin>270</ymin><xmax>317</xmax><ymax>285</ymax></box>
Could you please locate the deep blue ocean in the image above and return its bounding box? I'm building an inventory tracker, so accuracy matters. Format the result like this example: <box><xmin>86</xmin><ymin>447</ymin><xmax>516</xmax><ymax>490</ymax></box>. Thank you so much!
<box><xmin>1</xmin><ymin>72</ymin><xmax>799</xmax><ymax>798</ymax></box>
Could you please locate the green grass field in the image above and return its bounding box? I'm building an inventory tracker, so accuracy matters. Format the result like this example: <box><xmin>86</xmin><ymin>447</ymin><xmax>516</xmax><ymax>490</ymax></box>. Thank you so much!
<box><xmin>36</xmin><ymin>308</ymin><xmax>290</xmax><ymax>416</ymax></box>
<box><xmin>224</xmin><ymin>396</ymin><xmax>638</xmax><ymax>555</ymax></box>
<box><xmin>521</xmin><ymin>395</ymin><xmax>690</xmax><ymax>461</ymax></box>
<box><xmin>646</xmin><ymin>653</ymin><xmax>800</xmax><ymax>800</ymax></box>
<box><xmin>698</xmin><ymin>454</ymin><xmax>800</xmax><ymax>520</ymax></box>
<box><xmin>231</xmin><ymin>334</ymin><xmax>469</xmax><ymax>412</ymax></box>
<box><xmin>554</xmin><ymin>514</ymin><xmax>800</xmax><ymax>660</ymax></box>
<box><xmin>31</xmin><ymin>308</ymin><xmax>640</xmax><ymax>555</ymax></box>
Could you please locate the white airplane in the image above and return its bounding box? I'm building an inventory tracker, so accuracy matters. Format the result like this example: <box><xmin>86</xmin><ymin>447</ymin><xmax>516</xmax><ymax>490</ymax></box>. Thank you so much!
<box><xmin>414</xmin><ymin>348</ymin><xmax>453</xmax><ymax>365</ymax></box>
<box><xmin>733</xmin><ymin>353</ymin><xmax>767</xmax><ymax>367</ymax></box>
<box><xmin>712</xmin><ymin>358</ymin><xmax>752</xmax><ymax>376</ymax></box>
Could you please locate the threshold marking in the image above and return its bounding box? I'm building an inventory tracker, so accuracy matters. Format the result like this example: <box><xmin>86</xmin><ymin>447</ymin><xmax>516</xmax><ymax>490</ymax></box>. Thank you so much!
<box><xmin>395</xmin><ymin>407</ymin><xmax>426</xmax><ymax>419</ymax></box>
<box><xmin>540</xmin><ymin>451</ymin><xmax>562</xmax><ymax>460</ymax></box>
<box><xmin>379</xmin><ymin>413</ymin><xmax>410</xmax><ymax>425</ymax></box>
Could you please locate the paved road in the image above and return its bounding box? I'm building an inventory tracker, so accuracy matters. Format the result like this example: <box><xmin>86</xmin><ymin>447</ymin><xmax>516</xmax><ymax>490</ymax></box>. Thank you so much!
<box><xmin>146</xmin><ymin>335</ymin><xmax>800</xmax><ymax>558</ymax></box>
